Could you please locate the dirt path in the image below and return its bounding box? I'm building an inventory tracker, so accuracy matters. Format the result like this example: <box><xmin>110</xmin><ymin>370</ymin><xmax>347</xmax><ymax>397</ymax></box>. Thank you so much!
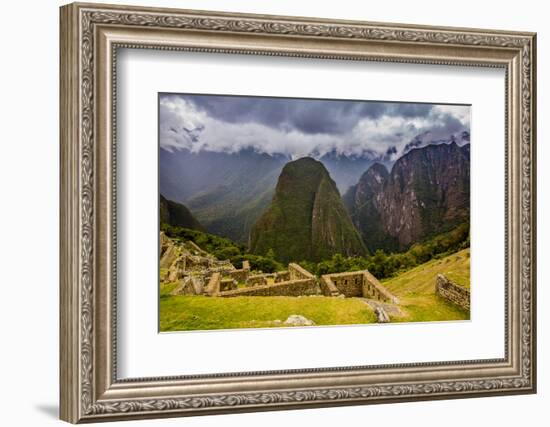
<box><xmin>359</xmin><ymin>298</ymin><xmax>404</xmax><ymax>317</ymax></box>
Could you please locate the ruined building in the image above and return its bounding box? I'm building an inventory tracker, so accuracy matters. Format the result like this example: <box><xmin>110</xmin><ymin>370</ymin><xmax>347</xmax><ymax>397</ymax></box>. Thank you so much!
<box><xmin>160</xmin><ymin>232</ymin><xmax>397</xmax><ymax>303</ymax></box>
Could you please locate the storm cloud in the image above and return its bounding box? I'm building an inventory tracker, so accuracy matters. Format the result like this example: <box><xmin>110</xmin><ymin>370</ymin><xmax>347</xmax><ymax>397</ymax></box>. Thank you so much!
<box><xmin>159</xmin><ymin>93</ymin><xmax>470</xmax><ymax>159</ymax></box>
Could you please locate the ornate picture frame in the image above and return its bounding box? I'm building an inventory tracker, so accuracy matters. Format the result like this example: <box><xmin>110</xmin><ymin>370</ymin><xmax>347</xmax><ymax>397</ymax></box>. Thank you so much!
<box><xmin>60</xmin><ymin>2</ymin><xmax>536</xmax><ymax>423</ymax></box>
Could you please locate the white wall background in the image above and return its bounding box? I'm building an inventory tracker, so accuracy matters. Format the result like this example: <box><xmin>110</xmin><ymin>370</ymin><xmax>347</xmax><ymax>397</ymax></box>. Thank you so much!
<box><xmin>0</xmin><ymin>0</ymin><xmax>545</xmax><ymax>426</ymax></box>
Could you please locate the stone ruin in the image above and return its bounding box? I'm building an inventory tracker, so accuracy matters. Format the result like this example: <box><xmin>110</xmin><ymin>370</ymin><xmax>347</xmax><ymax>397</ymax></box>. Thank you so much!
<box><xmin>435</xmin><ymin>274</ymin><xmax>470</xmax><ymax>310</ymax></box>
<box><xmin>160</xmin><ymin>232</ymin><xmax>398</xmax><ymax>313</ymax></box>
<box><xmin>160</xmin><ymin>232</ymin><xmax>236</xmax><ymax>287</ymax></box>
<box><xmin>320</xmin><ymin>270</ymin><xmax>399</xmax><ymax>304</ymax></box>
<box><xmin>160</xmin><ymin>233</ymin><xmax>472</xmax><ymax>325</ymax></box>
<box><xmin>214</xmin><ymin>263</ymin><xmax>318</xmax><ymax>297</ymax></box>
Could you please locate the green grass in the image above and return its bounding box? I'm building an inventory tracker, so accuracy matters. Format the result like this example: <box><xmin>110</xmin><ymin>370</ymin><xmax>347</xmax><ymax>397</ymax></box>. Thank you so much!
<box><xmin>382</xmin><ymin>248</ymin><xmax>470</xmax><ymax>322</ymax></box>
<box><xmin>159</xmin><ymin>248</ymin><xmax>470</xmax><ymax>331</ymax></box>
<box><xmin>159</xmin><ymin>291</ymin><xmax>377</xmax><ymax>331</ymax></box>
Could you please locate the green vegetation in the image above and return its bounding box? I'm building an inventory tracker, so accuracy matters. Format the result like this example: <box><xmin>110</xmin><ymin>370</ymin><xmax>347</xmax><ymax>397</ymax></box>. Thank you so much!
<box><xmin>382</xmin><ymin>248</ymin><xmax>470</xmax><ymax>322</ymax></box>
<box><xmin>250</xmin><ymin>157</ymin><xmax>366</xmax><ymax>263</ymax></box>
<box><xmin>160</xmin><ymin>214</ymin><xmax>470</xmax><ymax>331</ymax></box>
<box><xmin>159</xmin><ymin>248</ymin><xmax>470</xmax><ymax>331</ymax></box>
<box><xmin>161</xmin><ymin>223</ymin><xmax>284</xmax><ymax>273</ymax></box>
<box><xmin>160</xmin><ymin>194</ymin><xmax>204</xmax><ymax>231</ymax></box>
<box><xmin>299</xmin><ymin>222</ymin><xmax>469</xmax><ymax>280</ymax></box>
<box><xmin>162</xmin><ymin>217</ymin><xmax>468</xmax><ymax>281</ymax></box>
<box><xmin>160</xmin><ymin>286</ymin><xmax>377</xmax><ymax>331</ymax></box>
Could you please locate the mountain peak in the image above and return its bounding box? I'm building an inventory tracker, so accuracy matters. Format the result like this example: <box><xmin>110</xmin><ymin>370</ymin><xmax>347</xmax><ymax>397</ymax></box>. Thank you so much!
<box><xmin>250</xmin><ymin>159</ymin><xmax>366</xmax><ymax>262</ymax></box>
<box><xmin>284</xmin><ymin>156</ymin><xmax>326</xmax><ymax>171</ymax></box>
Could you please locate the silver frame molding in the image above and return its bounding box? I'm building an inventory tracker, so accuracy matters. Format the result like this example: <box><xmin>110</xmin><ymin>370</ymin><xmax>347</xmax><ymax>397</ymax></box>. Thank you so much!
<box><xmin>60</xmin><ymin>2</ymin><xmax>537</xmax><ymax>423</ymax></box>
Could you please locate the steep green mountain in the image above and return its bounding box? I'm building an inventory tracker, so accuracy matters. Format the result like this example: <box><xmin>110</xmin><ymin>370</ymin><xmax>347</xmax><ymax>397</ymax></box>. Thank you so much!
<box><xmin>160</xmin><ymin>195</ymin><xmax>204</xmax><ymax>231</ymax></box>
<box><xmin>344</xmin><ymin>142</ymin><xmax>470</xmax><ymax>252</ymax></box>
<box><xmin>250</xmin><ymin>157</ymin><xmax>367</xmax><ymax>263</ymax></box>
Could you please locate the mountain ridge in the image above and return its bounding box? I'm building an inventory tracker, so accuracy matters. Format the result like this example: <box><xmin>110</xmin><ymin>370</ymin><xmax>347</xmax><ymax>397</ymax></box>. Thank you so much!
<box><xmin>345</xmin><ymin>142</ymin><xmax>470</xmax><ymax>252</ymax></box>
<box><xmin>160</xmin><ymin>194</ymin><xmax>204</xmax><ymax>231</ymax></box>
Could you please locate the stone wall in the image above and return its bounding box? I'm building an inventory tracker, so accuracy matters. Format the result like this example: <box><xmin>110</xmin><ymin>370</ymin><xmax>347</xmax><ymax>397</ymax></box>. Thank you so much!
<box><xmin>160</xmin><ymin>244</ymin><xmax>178</xmax><ymax>270</ymax></box>
<box><xmin>171</xmin><ymin>276</ymin><xmax>204</xmax><ymax>296</ymax></box>
<box><xmin>229</xmin><ymin>269</ymin><xmax>248</xmax><ymax>282</ymax></box>
<box><xmin>362</xmin><ymin>270</ymin><xmax>399</xmax><ymax>304</ymax></box>
<box><xmin>204</xmin><ymin>272</ymin><xmax>221</xmax><ymax>296</ymax></box>
<box><xmin>322</xmin><ymin>272</ymin><xmax>364</xmax><ymax>297</ymax></box>
<box><xmin>319</xmin><ymin>276</ymin><xmax>340</xmax><ymax>296</ymax></box>
<box><xmin>184</xmin><ymin>255</ymin><xmax>211</xmax><ymax>269</ymax></box>
<box><xmin>246</xmin><ymin>274</ymin><xmax>268</xmax><ymax>287</ymax></box>
<box><xmin>320</xmin><ymin>270</ymin><xmax>398</xmax><ymax>303</ymax></box>
<box><xmin>436</xmin><ymin>274</ymin><xmax>470</xmax><ymax>310</ymax></box>
<box><xmin>288</xmin><ymin>263</ymin><xmax>315</xmax><ymax>280</ymax></box>
<box><xmin>213</xmin><ymin>259</ymin><xmax>234</xmax><ymax>269</ymax></box>
<box><xmin>187</xmin><ymin>240</ymin><xmax>209</xmax><ymax>256</ymax></box>
<box><xmin>219</xmin><ymin>278</ymin><xmax>318</xmax><ymax>297</ymax></box>
<box><xmin>160</xmin><ymin>231</ymin><xmax>169</xmax><ymax>251</ymax></box>
<box><xmin>220</xmin><ymin>278</ymin><xmax>238</xmax><ymax>292</ymax></box>
<box><xmin>229</xmin><ymin>260</ymin><xmax>250</xmax><ymax>282</ymax></box>
<box><xmin>167</xmin><ymin>257</ymin><xmax>185</xmax><ymax>282</ymax></box>
<box><xmin>274</xmin><ymin>271</ymin><xmax>290</xmax><ymax>283</ymax></box>
<box><xmin>207</xmin><ymin>264</ymin><xmax>236</xmax><ymax>275</ymax></box>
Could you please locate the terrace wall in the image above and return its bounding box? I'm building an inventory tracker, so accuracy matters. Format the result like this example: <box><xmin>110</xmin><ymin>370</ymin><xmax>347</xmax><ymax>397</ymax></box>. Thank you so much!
<box><xmin>362</xmin><ymin>270</ymin><xmax>398</xmax><ymax>304</ymax></box>
<box><xmin>435</xmin><ymin>274</ymin><xmax>470</xmax><ymax>310</ymax></box>
<box><xmin>319</xmin><ymin>276</ymin><xmax>340</xmax><ymax>296</ymax></box>
<box><xmin>219</xmin><ymin>278</ymin><xmax>318</xmax><ymax>297</ymax></box>
<box><xmin>289</xmin><ymin>263</ymin><xmax>315</xmax><ymax>280</ymax></box>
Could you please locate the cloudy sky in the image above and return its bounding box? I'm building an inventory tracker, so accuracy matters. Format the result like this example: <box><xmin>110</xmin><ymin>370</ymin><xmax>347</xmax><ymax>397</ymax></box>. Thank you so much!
<box><xmin>159</xmin><ymin>93</ymin><xmax>470</xmax><ymax>159</ymax></box>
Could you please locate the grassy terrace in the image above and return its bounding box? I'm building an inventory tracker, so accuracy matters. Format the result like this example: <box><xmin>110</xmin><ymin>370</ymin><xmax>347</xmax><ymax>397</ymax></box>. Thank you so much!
<box><xmin>160</xmin><ymin>285</ymin><xmax>376</xmax><ymax>331</ymax></box>
<box><xmin>159</xmin><ymin>249</ymin><xmax>470</xmax><ymax>331</ymax></box>
<box><xmin>382</xmin><ymin>248</ymin><xmax>470</xmax><ymax>322</ymax></box>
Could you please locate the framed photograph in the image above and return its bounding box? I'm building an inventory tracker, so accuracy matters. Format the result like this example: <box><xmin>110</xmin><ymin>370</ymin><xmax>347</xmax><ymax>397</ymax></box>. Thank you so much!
<box><xmin>60</xmin><ymin>2</ymin><xmax>537</xmax><ymax>423</ymax></box>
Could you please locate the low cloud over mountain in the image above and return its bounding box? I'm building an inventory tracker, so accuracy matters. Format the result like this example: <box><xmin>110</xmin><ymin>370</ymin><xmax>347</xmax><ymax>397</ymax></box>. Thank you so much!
<box><xmin>160</xmin><ymin>93</ymin><xmax>470</xmax><ymax>160</ymax></box>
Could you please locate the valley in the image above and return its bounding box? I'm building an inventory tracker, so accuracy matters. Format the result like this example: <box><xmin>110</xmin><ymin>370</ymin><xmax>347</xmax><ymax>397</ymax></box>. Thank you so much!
<box><xmin>161</xmin><ymin>140</ymin><xmax>470</xmax><ymax>263</ymax></box>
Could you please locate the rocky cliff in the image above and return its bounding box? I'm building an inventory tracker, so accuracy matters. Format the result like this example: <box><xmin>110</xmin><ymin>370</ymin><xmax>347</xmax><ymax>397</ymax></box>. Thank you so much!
<box><xmin>344</xmin><ymin>142</ymin><xmax>470</xmax><ymax>252</ymax></box>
